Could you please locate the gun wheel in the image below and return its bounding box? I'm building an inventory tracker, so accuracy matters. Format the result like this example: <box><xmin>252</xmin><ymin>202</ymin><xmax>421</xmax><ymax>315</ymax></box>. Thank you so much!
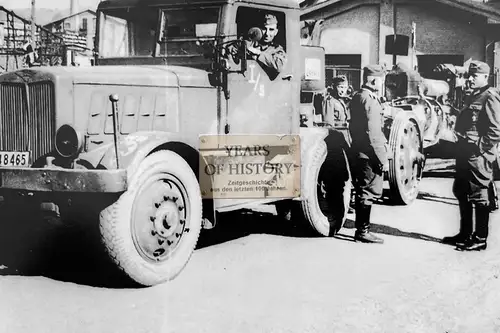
<box><xmin>99</xmin><ymin>150</ymin><xmax>202</xmax><ymax>287</ymax></box>
<box><xmin>388</xmin><ymin>116</ymin><xmax>425</xmax><ymax>205</ymax></box>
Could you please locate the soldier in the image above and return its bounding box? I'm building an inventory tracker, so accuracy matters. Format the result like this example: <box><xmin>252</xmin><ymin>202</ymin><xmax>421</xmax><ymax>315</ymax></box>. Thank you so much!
<box><xmin>348</xmin><ymin>65</ymin><xmax>388</xmax><ymax>244</ymax></box>
<box><xmin>323</xmin><ymin>75</ymin><xmax>352</xmax><ymax>144</ymax></box>
<box><xmin>443</xmin><ymin>60</ymin><xmax>500</xmax><ymax>251</ymax></box>
<box><xmin>323</xmin><ymin>75</ymin><xmax>355</xmax><ymax>212</ymax></box>
<box><xmin>246</xmin><ymin>13</ymin><xmax>287</xmax><ymax>80</ymax></box>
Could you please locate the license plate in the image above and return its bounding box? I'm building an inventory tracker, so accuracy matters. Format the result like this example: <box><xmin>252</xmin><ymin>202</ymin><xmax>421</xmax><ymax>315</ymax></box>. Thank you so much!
<box><xmin>0</xmin><ymin>151</ymin><xmax>30</xmax><ymax>167</ymax></box>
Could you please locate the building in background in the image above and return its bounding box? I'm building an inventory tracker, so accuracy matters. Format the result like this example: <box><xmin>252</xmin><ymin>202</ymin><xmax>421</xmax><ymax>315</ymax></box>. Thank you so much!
<box><xmin>44</xmin><ymin>9</ymin><xmax>96</xmax><ymax>66</ymax></box>
<box><xmin>301</xmin><ymin>0</ymin><xmax>500</xmax><ymax>89</ymax></box>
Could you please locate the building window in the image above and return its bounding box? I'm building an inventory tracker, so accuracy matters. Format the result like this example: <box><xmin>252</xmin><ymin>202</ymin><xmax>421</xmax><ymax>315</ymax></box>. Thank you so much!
<box><xmin>81</xmin><ymin>18</ymin><xmax>88</xmax><ymax>31</ymax></box>
<box><xmin>64</xmin><ymin>22</ymin><xmax>71</xmax><ymax>30</ymax></box>
<box><xmin>325</xmin><ymin>54</ymin><xmax>362</xmax><ymax>90</ymax></box>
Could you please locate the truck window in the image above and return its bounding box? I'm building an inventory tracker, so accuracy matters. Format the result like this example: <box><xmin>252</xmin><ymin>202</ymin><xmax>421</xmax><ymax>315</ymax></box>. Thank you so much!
<box><xmin>98</xmin><ymin>7</ymin><xmax>159</xmax><ymax>58</ymax></box>
<box><xmin>235</xmin><ymin>7</ymin><xmax>286</xmax><ymax>52</ymax></box>
<box><xmin>158</xmin><ymin>7</ymin><xmax>220</xmax><ymax>57</ymax></box>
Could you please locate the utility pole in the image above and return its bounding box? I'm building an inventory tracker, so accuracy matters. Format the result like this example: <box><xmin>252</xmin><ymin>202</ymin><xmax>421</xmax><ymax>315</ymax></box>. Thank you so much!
<box><xmin>31</xmin><ymin>0</ymin><xmax>36</xmax><ymax>46</ymax></box>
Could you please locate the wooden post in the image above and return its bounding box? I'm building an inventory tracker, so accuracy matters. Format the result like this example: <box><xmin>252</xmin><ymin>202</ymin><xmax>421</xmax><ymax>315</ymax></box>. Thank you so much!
<box><xmin>392</xmin><ymin>0</ymin><xmax>396</xmax><ymax>67</ymax></box>
<box><xmin>411</xmin><ymin>22</ymin><xmax>416</xmax><ymax>70</ymax></box>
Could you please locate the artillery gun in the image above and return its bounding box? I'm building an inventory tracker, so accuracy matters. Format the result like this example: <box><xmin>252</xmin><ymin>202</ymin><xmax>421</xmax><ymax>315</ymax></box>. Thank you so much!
<box><xmin>298</xmin><ymin>59</ymin><xmax>467</xmax><ymax>206</ymax></box>
<box><xmin>382</xmin><ymin>63</ymin><xmax>466</xmax><ymax>204</ymax></box>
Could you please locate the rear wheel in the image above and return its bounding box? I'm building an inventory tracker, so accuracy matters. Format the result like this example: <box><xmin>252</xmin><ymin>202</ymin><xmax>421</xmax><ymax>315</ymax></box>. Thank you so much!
<box><xmin>388</xmin><ymin>116</ymin><xmax>425</xmax><ymax>205</ymax></box>
<box><xmin>99</xmin><ymin>150</ymin><xmax>202</xmax><ymax>287</ymax></box>
<box><xmin>277</xmin><ymin>137</ymin><xmax>352</xmax><ymax>236</ymax></box>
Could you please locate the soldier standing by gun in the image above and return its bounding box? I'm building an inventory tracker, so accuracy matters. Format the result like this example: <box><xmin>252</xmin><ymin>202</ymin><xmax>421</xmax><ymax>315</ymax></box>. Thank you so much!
<box><xmin>323</xmin><ymin>75</ymin><xmax>352</xmax><ymax>144</ymax></box>
<box><xmin>443</xmin><ymin>60</ymin><xmax>500</xmax><ymax>251</ymax></box>
<box><xmin>349</xmin><ymin>65</ymin><xmax>388</xmax><ymax>244</ymax></box>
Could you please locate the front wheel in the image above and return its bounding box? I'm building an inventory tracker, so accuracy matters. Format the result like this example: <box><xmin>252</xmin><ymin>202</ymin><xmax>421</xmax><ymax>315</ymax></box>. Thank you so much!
<box><xmin>99</xmin><ymin>150</ymin><xmax>202</xmax><ymax>287</ymax></box>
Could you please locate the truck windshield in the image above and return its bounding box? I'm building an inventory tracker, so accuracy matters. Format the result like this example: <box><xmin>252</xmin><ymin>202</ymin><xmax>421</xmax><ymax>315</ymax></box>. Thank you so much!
<box><xmin>98</xmin><ymin>6</ymin><xmax>221</xmax><ymax>59</ymax></box>
<box><xmin>99</xmin><ymin>7</ymin><xmax>159</xmax><ymax>57</ymax></box>
<box><xmin>158</xmin><ymin>7</ymin><xmax>221</xmax><ymax>57</ymax></box>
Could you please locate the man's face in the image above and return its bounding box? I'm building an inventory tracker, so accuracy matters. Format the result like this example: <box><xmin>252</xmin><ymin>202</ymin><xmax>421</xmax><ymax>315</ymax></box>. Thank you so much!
<box><xmin>262</xmin><ymin>23</ymin><xmax>278</xmax><ymax>44</ymax></box>
<box><xmin>335</xmin><ymin>83</ymin><xmax>348</xmax><ymax>97</ymax></box>
<box><xmin>467</xmin><ymin>73</ymin><xmax>489</xmax><ymax>90</ymax></box>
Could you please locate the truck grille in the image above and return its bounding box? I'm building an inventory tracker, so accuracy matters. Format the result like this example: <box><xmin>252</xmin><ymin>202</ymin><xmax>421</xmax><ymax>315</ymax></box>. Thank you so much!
<box><xmin>0</xmin><ymin>82</ymin><xmax>55</xmax><ymax>164</ymax></box>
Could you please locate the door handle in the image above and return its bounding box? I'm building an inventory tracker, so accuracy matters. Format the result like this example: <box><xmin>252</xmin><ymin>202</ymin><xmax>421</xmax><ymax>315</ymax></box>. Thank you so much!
<box><xmin>282</xmin><ymin>74</ymin><xmax>293</xmax><ymax>81</ymax></box>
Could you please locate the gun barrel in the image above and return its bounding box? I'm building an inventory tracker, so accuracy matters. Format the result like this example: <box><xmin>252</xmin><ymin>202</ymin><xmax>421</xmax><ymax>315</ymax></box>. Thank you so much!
<box><xmin>421</xmin><ymin>78</ymin><xmax>450</xmax><ymax>97</ymax></box>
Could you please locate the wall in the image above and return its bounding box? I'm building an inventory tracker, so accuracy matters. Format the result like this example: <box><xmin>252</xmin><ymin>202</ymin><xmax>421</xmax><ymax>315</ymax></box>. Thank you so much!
<box><xmin>315</xmin><ymin>0</ymin><xmax>489</xmax><ymax>71</ymax></box>
<box><xmin>395</xmin><ymin>2</ymin><xmax>486</xmax><ymax>68</ymax></box>
<box><xmin>319</xmin><ymin>5</ymin><xmax>380</xmax><ymax>68</ymax></box>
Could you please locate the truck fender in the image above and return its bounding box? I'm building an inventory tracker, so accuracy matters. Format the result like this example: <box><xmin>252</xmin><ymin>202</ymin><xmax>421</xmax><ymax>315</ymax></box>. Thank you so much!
<box><xmin>298</xmin><ymin>127</ymin><xmax>330</xmax><ymax>197</ymax></box>
<box><xmin>96</xmin><ymin>131</ymin><xmax>216</xmax><ymax>226</ymax></box>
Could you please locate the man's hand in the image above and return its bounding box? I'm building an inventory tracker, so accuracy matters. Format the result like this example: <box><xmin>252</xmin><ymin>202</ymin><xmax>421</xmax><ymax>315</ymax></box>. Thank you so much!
<box><xmin>245</xmin><ymin>40</ymin><xmax>261</xmax><ymax>59</ymax></box>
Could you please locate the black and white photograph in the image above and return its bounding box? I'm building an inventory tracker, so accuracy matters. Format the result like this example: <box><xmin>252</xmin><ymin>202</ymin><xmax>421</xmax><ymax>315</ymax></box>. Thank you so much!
<box><xmin>0</xmin><ymin>0</ymin><xmax>499</xmax><ymax>331</ymax></box>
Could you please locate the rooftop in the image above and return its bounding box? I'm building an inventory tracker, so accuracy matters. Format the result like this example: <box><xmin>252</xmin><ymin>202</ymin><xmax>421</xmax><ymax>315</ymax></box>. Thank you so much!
<box><xmin>300</xmin><ymin>0</ymin><xmax>500</xmax><ymax>21</ymax></box>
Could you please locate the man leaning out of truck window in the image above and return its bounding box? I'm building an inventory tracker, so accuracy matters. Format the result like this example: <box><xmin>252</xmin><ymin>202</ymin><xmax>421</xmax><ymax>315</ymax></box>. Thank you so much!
<box><xmin>245</xmin><ymin>13</ymin><xmax>287</xmax><ymax>80</ymax></box>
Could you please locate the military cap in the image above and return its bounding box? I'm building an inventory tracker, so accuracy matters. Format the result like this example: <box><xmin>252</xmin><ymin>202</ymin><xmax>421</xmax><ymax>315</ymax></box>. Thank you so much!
<box><xmin>468</xmin><ymin>60</ymin><xmax>490</xmax><ymax>75</ymax></box>
<box><xmin>263</xmin><ymin>13</ymin><xmax>278</xmax><ymax>26</ymax></box>
<box><xmin>363</xmin><ymin>64</ymin><xmax>385</xmax><ymax>77</ymax></box>
<box><xmin>332</xmin><ymin>75</ymin><xmax>348</xmax><ymax>86</ymax></box>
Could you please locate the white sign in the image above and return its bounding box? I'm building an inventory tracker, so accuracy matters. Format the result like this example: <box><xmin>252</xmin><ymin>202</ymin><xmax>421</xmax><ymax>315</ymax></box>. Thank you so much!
<box><xmin>305</xmin><ymin>58</ymin><xmax>321</xmax><ymax>81</ymax></box>
<box><xmin>199</xmin><ymin>135</ymin><xmax>301</xmax><ymax>199</ymax></box>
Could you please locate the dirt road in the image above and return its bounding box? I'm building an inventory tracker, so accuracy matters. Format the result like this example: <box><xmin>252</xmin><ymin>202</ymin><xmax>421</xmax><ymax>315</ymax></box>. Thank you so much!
<box><xmin>1</xmin><ymin>168</ymin><xmax>499</xmax><ymax>333</ymax></box>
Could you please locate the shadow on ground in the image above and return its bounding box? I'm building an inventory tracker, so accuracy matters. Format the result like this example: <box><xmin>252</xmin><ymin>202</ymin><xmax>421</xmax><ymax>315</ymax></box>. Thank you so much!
<box><xmin>0</xmin><ymin>203</ymin><xmax>140</xmax><ymax>289</ymax></box>
<box><xmin>0</xmin><ymin>204</ymin><xmax>314</xmax><ymax>289</ymax></box>
<box><xmin>417</xmin><ymin>191</ymin><xmax>458</xmax><ymax>206</ymax></box>
<box><xmin>197</xmin><ymin>208</ymin><xmax>316</xmax><ymax>249</ymax></box>
<box><xmin>341</xmin><ymin>218</ymin><xmax>443</xmax><ymax>243</ymax></box>
<box><xmin>0</xmin><ymin>199</ymin><xmax>447</xmax><ymax>289</ymax></box>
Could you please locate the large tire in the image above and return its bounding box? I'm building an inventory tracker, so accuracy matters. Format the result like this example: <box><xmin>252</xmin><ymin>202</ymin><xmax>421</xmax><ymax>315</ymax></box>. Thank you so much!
<box><xmin>99</xmin><ymin>150</ymin><xmax>202</xmax><ymax>286</ymax></box>
<box><xmin>277</xmin><ymin>134</ymin><xmax>352</xmax><ymax>236</ymax></box>
<box><xmin>387</xmin><ymin>116</ymin><xmax>425</xmax><ymax>205</ymax></box>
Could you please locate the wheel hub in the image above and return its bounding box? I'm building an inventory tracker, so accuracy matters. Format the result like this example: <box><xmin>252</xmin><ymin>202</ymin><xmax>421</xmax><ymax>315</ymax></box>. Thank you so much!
<box><xmin>132</xmin><ymin>177</ymin><xmax>189</xmax><ymax>263</ymax></box>
<box><xmin>153</xmin><ymin>201</ymin><xmax>180</xmax><ymax>239</ymax></box>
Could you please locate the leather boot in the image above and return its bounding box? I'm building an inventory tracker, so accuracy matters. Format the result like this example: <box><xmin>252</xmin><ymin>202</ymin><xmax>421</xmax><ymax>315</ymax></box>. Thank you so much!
<box><xmin>354</xmin><ymin>204</ymin><xmax>384</xmax><ymax>244</ymax></box>
<box><xmin>457</xmin><ymin>205</ymin><xmax>489</xmax><ymax>251</ymax></box>
<box><xmin>442</xmin><ymin>200</ymin><xmax>473</xmax><ymax>246</ymax></box>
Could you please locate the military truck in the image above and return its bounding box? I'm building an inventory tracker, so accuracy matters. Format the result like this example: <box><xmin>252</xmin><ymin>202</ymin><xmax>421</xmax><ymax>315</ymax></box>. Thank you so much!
<box><xmin>0</xmin><ymin>0</ymin><xmax>352</xmax><ymax>286</ymax></box>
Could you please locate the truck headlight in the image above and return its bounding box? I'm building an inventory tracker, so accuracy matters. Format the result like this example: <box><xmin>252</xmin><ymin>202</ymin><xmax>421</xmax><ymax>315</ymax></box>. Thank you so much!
<box><xmin>55</xmin><ymin>124</ymin><xmax>84</xmax><ymax>158</ymax></box>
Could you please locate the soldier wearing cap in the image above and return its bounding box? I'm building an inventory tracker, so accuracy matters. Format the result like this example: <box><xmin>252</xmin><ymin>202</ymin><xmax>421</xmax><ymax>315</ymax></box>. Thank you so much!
<box><xmin>348</xmin><ymin>64</ymin><xmax>388</xmax><ymax>244</ymax></box>
<box><xmin>246</xmin><ymin>13</ymin><xmax>287</xmax><ymax>80</ymax></box>
<box><xmin>443</xmin><ymin>60</ymin><xmax>500</xmax><ymax>251</ymax></box>
<box><xmin>323</xmin><ymin>75</ymin><xmax>352</xmax><ymax>144</ymax></box>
